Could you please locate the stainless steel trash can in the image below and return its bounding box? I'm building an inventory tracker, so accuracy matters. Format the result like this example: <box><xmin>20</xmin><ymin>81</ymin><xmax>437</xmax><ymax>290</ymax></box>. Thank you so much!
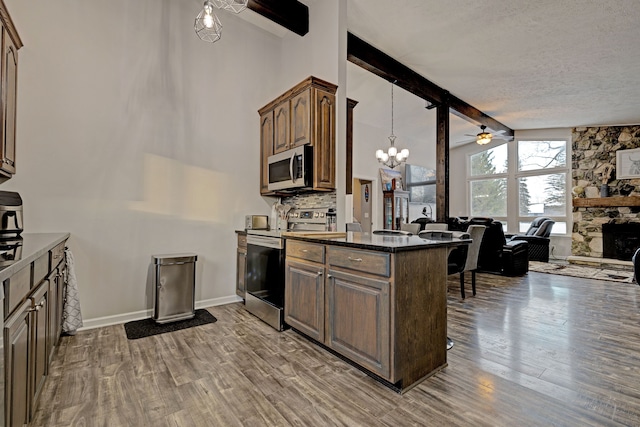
<box><xmin>152</xmin><ymin>253</ymin><xmax>197</xmax><ymax>324</ymax></box>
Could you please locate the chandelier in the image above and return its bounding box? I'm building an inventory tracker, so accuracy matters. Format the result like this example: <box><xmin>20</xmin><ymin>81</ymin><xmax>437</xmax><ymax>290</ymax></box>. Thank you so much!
<box><xmin>476</xmin><ymin>125</ymin><xmax>492</xmax><ymax>145</ymax></box>
<box><xmin>194</xmin><ymin>0</ymin><xmax>248</xmax><ymax>43</ymax></box>
<box><xmin>376</xmin><ymin>82</ymin><xmax>409</xmax><ymax>169</ymax></box>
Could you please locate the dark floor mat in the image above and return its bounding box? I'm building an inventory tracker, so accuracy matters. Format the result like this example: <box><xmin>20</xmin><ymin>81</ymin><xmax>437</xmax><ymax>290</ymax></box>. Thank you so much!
<box><xmin>124</xmin><ymin>309</ymin><xmax>217</xmax><ymax>340</ymax></box>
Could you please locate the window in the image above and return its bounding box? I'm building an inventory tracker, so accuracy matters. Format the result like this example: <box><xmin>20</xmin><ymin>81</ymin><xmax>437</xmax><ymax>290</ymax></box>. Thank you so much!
<box><xmin>516</xmin><ymin>140</ymin><xmax>568</xmax><ymax>234</ymax></box>
<box><xmin>469</xmin><ymin>144</ymin><xmax>508</xmax><ymax>223</ymax></box>
<box><xmin>405</xmin><ymin>164</ymin><xmax>436</xmax><ymax>220</ymax></box>
<box><xmin>467</xmin><ymin>140</ymin><xmax>569</xmax><ymax>235</ymax></box>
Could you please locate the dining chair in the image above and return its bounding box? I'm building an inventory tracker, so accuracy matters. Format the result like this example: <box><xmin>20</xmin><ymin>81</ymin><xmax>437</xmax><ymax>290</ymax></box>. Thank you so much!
<box><xmin>346</xmin><ymin>222</ymin><xmax>363</xmax><ymax>232</ymax></box>
<box><xmin>448</xmin><ymin>225</ymin><xmax>486</xmax><ymax>299</ymax></box>
<box><xmin>400</xmin><ymin>223</ymin><xmax>420</xmax><ymax>235</ymax></box>
<box><xmin>424</xmin><ymin>223</ymin><xmax>448</xmax><ymax>231</ymax></box>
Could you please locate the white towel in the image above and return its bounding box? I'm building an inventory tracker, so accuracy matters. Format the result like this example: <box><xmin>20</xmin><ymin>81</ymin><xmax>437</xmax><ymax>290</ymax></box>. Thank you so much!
<box><xmin>62</xmin><ymin>248</ymin><xmax>83</xmax><ymax>334</ymax></box>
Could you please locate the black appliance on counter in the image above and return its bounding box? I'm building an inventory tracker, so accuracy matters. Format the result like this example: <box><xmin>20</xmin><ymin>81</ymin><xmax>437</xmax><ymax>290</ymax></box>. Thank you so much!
<box><xmin>244</xmin><ymin>207</ymin><xmax>330</xmax><ymax>331</ymax></box>
<box><xmin>0</xmin><ymin>191</ymin><xmax>23</xmax><ymax>239</ymax></box>
<box><xmin>0</xmin><ymin>238</ymin><xmax>22</xmax><ymax>267</ymax></box>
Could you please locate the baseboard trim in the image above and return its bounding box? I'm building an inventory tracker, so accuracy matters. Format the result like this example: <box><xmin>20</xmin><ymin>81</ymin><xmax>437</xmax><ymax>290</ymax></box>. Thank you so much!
<box><xmin>78</xmin><ymin>295</ymin><xmax>243</xmax><ymax>331</ymax></box>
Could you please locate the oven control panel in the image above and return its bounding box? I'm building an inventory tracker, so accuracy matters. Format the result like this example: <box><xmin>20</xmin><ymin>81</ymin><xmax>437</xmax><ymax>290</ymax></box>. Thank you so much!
<box><xmin>288</xmin><ymin>207</ymin><xmax>331</xmax><ymax>231</ymax></box>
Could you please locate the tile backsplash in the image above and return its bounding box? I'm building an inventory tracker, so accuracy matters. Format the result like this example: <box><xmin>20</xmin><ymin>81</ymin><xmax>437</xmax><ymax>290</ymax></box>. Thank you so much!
<box><xmin>282</xmin><ymin>191</ymin><xmax>337</xmax><ymax>210</ymax></box>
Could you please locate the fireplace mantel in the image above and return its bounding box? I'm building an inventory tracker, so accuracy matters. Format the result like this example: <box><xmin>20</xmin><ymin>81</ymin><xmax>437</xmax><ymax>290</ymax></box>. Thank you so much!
<box><xmin>572</xmin><ymin>196</ymin><xmax>640</xmax><ymax>208</ymax></box>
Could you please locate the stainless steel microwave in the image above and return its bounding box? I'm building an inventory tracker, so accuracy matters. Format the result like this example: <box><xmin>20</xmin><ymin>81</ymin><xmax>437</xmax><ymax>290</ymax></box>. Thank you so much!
<box><xmin>267</xmin><ymin>145</ymin><xmax>313</xmax><ymax>192</ymax></box>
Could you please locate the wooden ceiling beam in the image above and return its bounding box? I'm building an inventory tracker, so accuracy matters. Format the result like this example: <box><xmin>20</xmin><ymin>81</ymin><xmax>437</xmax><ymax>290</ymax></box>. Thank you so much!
<box><xmin>247</xmin><ymin>0</ymin><xmax>309</xmax><ymax>36</ymax></box>
<box><xmin>347</xmin><ymin>32</ymin><xmax>514</xmax><ymax>139</ymax></box>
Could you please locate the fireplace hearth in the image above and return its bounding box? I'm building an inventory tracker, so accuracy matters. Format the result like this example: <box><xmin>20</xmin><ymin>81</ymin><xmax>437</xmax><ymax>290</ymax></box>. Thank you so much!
<box><xmin>602</xmin><ymin>223</ymin><xmax>640</xmax><ymax>261</ymax></box>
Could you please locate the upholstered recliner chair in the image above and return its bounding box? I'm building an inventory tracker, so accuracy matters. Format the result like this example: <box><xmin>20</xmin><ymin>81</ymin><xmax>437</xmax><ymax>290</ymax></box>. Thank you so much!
<box><xmin>448</xmin><ymin>217</ymin><xmax>529</xmax><ymax>276</ymax></box>
<box><xmin>508</xmin><ymin>217</ymin><xmax>555</xmax><ymax>262</ymax></box>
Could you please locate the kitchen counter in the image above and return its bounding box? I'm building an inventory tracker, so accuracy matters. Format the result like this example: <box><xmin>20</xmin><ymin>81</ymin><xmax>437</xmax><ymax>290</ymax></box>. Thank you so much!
<box><xmin>283</xmin><ymin>231</ymin><xmax>468</xmax><ymax>392</ymax></box>
<box><xmin>0</xmin><ymin>232</ymin><xmax>70</xmax><ymax>283</ymax></box>
<box><xmin>283</xmin><ymin>230</ymin><xmax>469</xmax><ymax>252</ymax></box>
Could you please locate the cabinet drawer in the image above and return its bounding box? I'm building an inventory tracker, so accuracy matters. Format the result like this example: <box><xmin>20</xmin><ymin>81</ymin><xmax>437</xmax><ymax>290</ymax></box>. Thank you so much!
<box><xmin>327</xmin><ymin>247</ymin><xmax>390</xmax><ymax>277</ymax></box>
<box><xmin>50</xmin><ymin>241</ymin><xmax>65</xmax><ymax>269</ymax></box>
<box><xmin>33</xmin><ymin>253</ymin><xmax>48</xmax><ymax>286</ymax></box>
<box><xmin>287</xmin><ymin>241</ymin><xmax>325</xmax><ymax>264</ymax></box>
<box><xmin>237</xmin><ymin>234</ymin><xmax>247</xmax><ymax>249</ymax></box>
<box><xmin>5</xmin><ymin>264</ymin><xmax>30</xmax><ymax>317</ymax></box>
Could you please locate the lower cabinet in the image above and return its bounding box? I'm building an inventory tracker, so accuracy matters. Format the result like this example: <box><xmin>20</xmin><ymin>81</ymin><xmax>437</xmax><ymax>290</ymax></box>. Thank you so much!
<box><xmin>4</xmin><ymin>279</ymin><xmax>50</xmax><ymax>427</ymax></box>
<box><xmin>326</xmin><ymin>269</ymin><xmax>391</xmax><ymax>379</ymax></box>
<box><xmin>47</xmin><ymin>263</ymin><xmax>65</xmax><ymax>363</ymax></box>
<box><xmin>285</xmin><ymin>238</ymin><xmax>450</xmax><ymax>391</ymax></box>
<box><xmin>4</xmin><ymin>299</ymin><xmax>31</xmax><ymax>427</ymax></box>
<box><xmin>285</xmin><ymin>241</ymin><xmax>393</xmax><ymax>381</ymax></box>
<box><xmin>3</xmin><ymin>237</ymin><xmax>68</xmax><ymax>427</ymax></box>
<box><xmin>30</xmin><ymin>281</ymin><xmax>49</xmax><ymax>419</ymax></box>
<box><xmin>284</xmin><ymin>259</ymin><xmax>325</xmax><ymax>342</ymax></box>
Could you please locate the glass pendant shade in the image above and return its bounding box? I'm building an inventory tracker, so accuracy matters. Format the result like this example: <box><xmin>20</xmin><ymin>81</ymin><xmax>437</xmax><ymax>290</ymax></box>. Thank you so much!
<box><xmin>375</xmin><ymin>83</ymin><xmax>409</xmax><ymax>169</ymax></box>
<box><xmin>195</xmin><ymin>1</ymin><xmax>222</xmax><ymax>43</ymax></box>
<box><xmin>476</xmin><ymin>125</ymin><xmax>492</xmax><ymax>145</ymax></box>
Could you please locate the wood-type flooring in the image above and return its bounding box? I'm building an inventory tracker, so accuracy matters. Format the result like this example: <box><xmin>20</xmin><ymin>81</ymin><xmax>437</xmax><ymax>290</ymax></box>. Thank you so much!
<box><xmin>31</xmin><ymin>271</ymin><xmax>640</xmax><ymax>426</ymax></box>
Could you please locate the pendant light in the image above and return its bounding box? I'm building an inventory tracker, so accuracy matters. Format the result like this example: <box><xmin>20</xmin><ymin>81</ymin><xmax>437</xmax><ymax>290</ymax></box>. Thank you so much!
<box><xmin>375</xmin><ymin>82</ymin><xmax>409</xmax><ymax>169</ymax></box>
<box><xmin>476</xmin><ymin>125</ymin><xmax>493</xmax><ymax>145</ymax></box>
<box><xmin>194</xmin><ymin>1</ymin><xmax>222</xmax><ymax>43</ymax></box>
<box><xmin>194</xmin><ymin>0</ymin><xmax>248</xmax><ymax>43</ymax></box>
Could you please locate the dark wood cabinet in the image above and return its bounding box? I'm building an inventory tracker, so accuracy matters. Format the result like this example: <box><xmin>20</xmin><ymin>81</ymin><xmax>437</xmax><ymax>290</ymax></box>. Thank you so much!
<box><xmin>258</xmin><ymin>76</ymin><xmax>337</xmax><ymax>195</ymax></box>
<box><xmin>29</xmin><ymin>282</ymin><xmax>49</xmax><ymax>418</ymax></box>
<box><xmin>236</xmin><ymin>233</ymin><xmax>247</xmax><ymax>299</ymax></box>
<box><xmin>326</xmin><ymin>269</ymin><xmax>390</xmax><ymax>379</ymax></box>
<box><xmin>285</xmin><ymin>258</ymin><xmax>325</xmax><ymax>341</ymax></box>
<box><xmin>290</xmin><ymin>88</ymin><xmax>311</xmax><ymax>149</ymax></box>
<box><xmin>284</xmin><ymin>240</ymin><xmax>325</xmax><ymax>341</ymax></box>
<box><xmin>284</xmin><ymin>237</ymin><xmax>451</xmax><ymax>392</ymax></box>
<box><xmin>3</xmin><ymin>236</ymin><xmax>68</xmax><ymax>426</ymax></box>
<box><xmin>259</xmin><ymin>111</ymin><xmax>274</xmax><ymax>194</ymax></box>
<box><xmin>273</xmin><ymin>101</ymin><xmax>290</xmax><ymax>154</ymax></box>
<box><xmin>312</xmin><ymin>88</ymin><xmax>335</xmax><ymax>190</ymax></box>
<box><xmin>0</xmin><ymin>1</ymin><xmax>22</xmax><ymax>180</ymax></box>
<box><xmin>4</xmin><ymin>299</ymin><xmax>30</xmax><ymax>427</ymax></box>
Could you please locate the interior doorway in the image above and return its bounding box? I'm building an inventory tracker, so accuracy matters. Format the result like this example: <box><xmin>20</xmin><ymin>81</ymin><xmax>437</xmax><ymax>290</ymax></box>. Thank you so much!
<box><xmin>352</xmin><ymin>178</ymin><xmax>373</xmax><ymax>233</ymax></box>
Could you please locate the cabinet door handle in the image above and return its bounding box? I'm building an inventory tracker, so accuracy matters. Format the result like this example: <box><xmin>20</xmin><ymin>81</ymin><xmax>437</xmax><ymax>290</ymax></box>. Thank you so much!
<box><xmin>327</xmin><ymin>274</ymin><xmax>332</xmax><ymax>278</ymax></box>
<box><xmin>316</xmin><ymin>271</ymin><xmax>323</xmax><ymax>276</ymax></box>
<box><xmin>348</xmin><ymin>257</ymin><xmax>363</xmax><ymax>262</ymax></box>
<box><xmin>302</xmin><ymin>249</ymin><xmax>308</xmax><ymax>253</ymax></box>
<box><xmin>29</xmin><ymin>302</ymin><xmax>45</xmax><ymax>312</ymax></box>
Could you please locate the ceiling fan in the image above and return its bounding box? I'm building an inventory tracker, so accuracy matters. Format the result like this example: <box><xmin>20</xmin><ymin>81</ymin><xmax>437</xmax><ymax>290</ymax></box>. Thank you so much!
<box><xmin>459</xmin><ymin>125</ymin><xmax>507</xmax><ymax>145</ymax></box>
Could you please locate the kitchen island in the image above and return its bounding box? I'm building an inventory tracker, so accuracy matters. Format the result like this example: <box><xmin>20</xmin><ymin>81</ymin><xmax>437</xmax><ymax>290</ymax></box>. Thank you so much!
<box><xmin>282</xmin><ymin>231</ymin><xmax>468</xmax><ymax>393</ymax></box>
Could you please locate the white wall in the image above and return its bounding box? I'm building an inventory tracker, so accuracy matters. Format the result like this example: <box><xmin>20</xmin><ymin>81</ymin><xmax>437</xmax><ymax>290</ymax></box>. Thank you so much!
<box><xmin>3</xmin><ymin>0</ymin><xmax>334</xmax><ymax>325</ymax></box>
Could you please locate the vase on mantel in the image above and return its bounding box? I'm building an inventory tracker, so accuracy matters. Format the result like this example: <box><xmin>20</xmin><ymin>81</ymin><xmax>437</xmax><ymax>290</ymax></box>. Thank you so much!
<box><xmin>600</xmin><ymin>184</ymin><xmax>609</xmax><ymax>197</ymax></box>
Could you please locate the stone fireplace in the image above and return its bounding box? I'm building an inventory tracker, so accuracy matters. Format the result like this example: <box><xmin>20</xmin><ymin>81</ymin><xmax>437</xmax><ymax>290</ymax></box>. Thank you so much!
<box><xmin>572</xmin><ymin>126</ymin><xmax>640</xmax><ymax>263</ymax></box>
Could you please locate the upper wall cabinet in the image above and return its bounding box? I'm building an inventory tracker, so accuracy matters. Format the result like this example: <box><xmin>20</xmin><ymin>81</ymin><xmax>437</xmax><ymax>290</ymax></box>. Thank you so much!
<box><xmin>0</xmin><ymin>1</ymin><xmax>22</xmax><ymax>181</ymax></box>
<box><xmin>258</xmin><ymin>76</ymin><xmax>337</xmax><ymax>195</ymax></box>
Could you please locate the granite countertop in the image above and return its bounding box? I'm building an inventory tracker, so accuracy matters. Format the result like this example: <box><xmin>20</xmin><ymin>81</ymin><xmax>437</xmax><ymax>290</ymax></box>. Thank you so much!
<box><xmin>0</xmin><ymin>232</ymin><xmax>70</xmax><ymax>282</ymax></box>
<box><xmin>283</xmin><ymin>231</ymin><xmax>469</xmax><ymax>253</ymax></box>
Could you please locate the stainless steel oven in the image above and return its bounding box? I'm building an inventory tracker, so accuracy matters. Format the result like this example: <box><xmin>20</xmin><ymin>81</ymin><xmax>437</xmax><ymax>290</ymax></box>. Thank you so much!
<box><xmin>244</xmin><ymin>207</ymin><xmax>331</xmax><ymax>331</ymax></box>
<box><xmin>245</xmin><ymin>232</ymin><xmax>285</xmax><ymax>331</ymax></box>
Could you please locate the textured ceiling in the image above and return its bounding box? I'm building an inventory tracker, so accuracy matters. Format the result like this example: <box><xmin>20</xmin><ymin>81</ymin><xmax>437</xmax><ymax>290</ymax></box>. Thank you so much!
<box><xmin>345</xmin><ymin>0</ymin><xmax>640</xmax><ymax>144</ymax></box>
